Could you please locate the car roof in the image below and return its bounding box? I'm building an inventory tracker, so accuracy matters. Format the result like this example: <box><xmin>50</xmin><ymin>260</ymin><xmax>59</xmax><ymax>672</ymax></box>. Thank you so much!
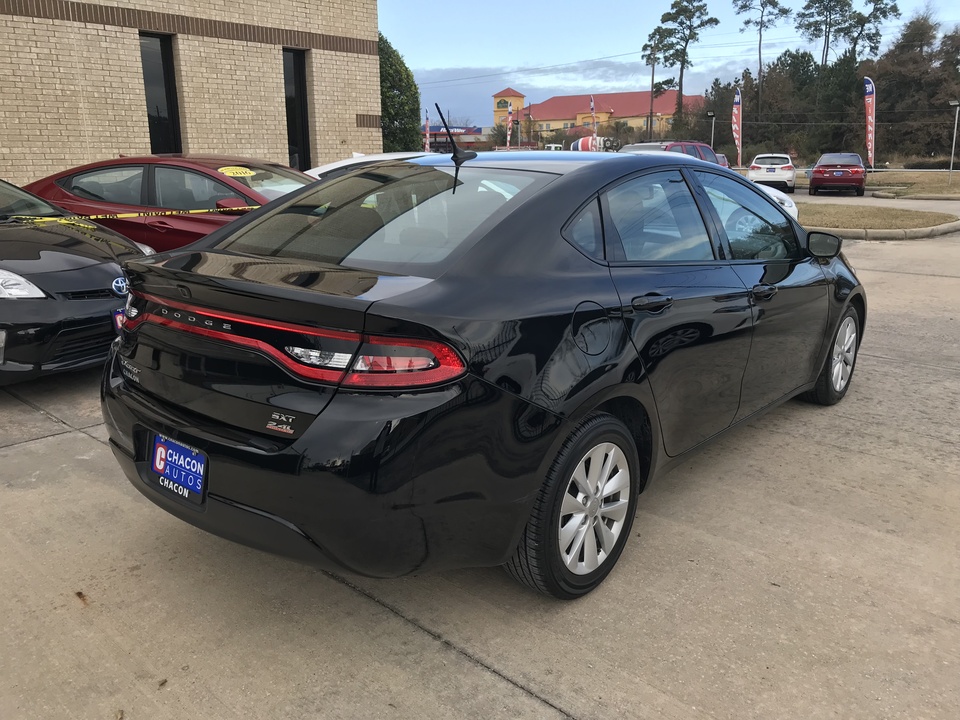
<box><xmin>404</xmin><ymin>150</ymin><xmax>714</xmax><ymax>176</ymax></box>
<box><xmin>753</xmin><ymin>153</ymin><xmax>791</xmax><ymax>158</ymax></box>
<box><xmin>37</xmin><ymin>155</ymin><xmax>299</xmax><ymax>178</ymax></box>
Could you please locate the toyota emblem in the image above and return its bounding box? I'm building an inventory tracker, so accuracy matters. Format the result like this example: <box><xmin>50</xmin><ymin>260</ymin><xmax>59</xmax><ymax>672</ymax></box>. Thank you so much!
<box><xmin>111</xmin><ymin>277</ymin><xmax>129</xmax><ymax>297</ymax></box>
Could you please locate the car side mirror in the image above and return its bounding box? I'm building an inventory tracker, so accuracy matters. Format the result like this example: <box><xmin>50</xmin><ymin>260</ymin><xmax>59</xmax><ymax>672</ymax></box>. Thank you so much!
<box><xmin>215</xmin><ymin>197</ymin><xmax>252</xmax><ymax>213</ymax></box>
<box><xmin>807</xmin><ymin>231</ymin><xmax>842</xmax><ymax>259</ymax></box>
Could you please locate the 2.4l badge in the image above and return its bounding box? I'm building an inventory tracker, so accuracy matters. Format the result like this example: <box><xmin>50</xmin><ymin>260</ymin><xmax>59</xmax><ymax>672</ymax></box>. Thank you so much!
<box><xmin>266</xmin><ymin>412</ymin><xmax>296</xmax><ymax>435</ymax></box>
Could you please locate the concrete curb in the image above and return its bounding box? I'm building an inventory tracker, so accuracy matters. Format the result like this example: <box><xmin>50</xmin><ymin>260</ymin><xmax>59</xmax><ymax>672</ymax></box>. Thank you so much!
<box><xmin>807</xmin><ymin>219</ymin><xmax>960</xmax><ymax>241</ymax></box>
<box><xmin>870</xmin><ymin>192</ymin><xmax>960</xmax><ymax>200</ymax></box>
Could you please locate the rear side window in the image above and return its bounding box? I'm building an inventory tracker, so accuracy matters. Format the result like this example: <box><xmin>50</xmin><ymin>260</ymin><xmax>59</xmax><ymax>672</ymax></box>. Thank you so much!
<box><xmin>218</xmin><ymin>164</ymin><xmax>554</xmax><ymax>278</ymax></box>
<box><xmin>63</xmin><ymin>166</ymin><xmax>144</xmax><ymax>205</ymax></box>
<box><xmin>564</xmin><ymin>199</ymin><xmax>604</xmax><ymax>259</ymax></box>
<box><xmin>606</xmin><ymin>170</ymin><xmax>714</xmax><ymax>263</ymax></box>
<box><xmin>698</xmin><ymin>146</ymin><xmax>719</xmax><ymax>164</ymax></box>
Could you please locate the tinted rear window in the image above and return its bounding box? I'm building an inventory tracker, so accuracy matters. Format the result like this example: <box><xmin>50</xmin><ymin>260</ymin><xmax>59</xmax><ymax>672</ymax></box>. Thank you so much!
<box><xmin>755</xmin><ymin>156</ymin><xmax>791</xmax><ymax>166</ymax></box>
<box><xmin>817</xmin><ymin>154</ymin><xmax>863</xmax><ymax>166</ymax></box>
<box><xmin>217</xmin><ymin>164</ymin><xmax>554</xmax><ymax>278</ymax></box>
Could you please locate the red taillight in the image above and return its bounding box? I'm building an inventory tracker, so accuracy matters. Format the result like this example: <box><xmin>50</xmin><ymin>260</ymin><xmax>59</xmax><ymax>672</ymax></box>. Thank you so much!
<box><xmin>342</xmin><ymin>335</ymin><xmax>466</xmax><ymax>388</ymax></box>
<box><xmin>121</xmin><ymin>291</ymin><xmax>466</xmax><ymax>389</ymax></box>
<box><xmin>781</xmin><ymin>165</ymin><xmax>793</xmax><ymax>170</ymax></box>
<box><xmin>850</xmin><ymin>167</ymin><xmax>864</xmax><ymax>174</ymax></box>
<box><xmin>749</xmin><ymin>165</ymin><xmax>761</xmax><ymax>170</ymax></box>
<box><xmin>813</xmin><ymin>167</ymin><xmax>825</xmax><ymax>175</ymax></box>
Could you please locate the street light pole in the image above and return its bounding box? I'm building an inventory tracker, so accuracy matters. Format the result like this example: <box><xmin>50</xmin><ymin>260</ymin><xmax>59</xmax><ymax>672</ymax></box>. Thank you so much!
<box><xmin>949</xmin><ymin>100</ymin><xmax>959</xmax><ymax>187</ymax></box>
<box><xmin>707</xmin><ymin>111</ymin><xmax>716</xmax><ymax>148</ymax></box>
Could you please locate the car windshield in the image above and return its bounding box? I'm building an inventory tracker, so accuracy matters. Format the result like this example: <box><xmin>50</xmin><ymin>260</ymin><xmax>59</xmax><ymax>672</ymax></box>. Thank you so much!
<box><xmin>216</xmin><ymin>164</ymin><xmax>313</xmax><ymax>201</ymax></box>
<box><xmin>0</xmin><ymin>180</ymin><xmax>63</xmax><ymax>219</ymax></box>
<box><xmin>755</xmin><ymin>156</ymin><xmax>791</xmax><ymax>166</ymax></box>
<box><xmin>217</xmin><ymin>163</ymin><xmax>555</xmax><ymax>278</ymax></box>
<box><xmin>817</xmin><ymin>153</ymin><xmax>863</xmax><ymax>166</ymax></box>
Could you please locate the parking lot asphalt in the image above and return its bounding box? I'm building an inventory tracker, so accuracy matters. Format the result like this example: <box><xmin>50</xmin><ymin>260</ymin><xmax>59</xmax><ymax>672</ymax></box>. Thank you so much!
<box><xmin>2</xmin><ymin>235</ymin><xmax>959</xmax><ymax>720</ymax></box>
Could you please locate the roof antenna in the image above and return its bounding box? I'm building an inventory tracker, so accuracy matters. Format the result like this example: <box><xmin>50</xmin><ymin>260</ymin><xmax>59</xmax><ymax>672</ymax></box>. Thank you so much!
<box><xmin>435</xmin><ymin>103</ymin><xmax>477</xmax><ymax>166</ymax></box>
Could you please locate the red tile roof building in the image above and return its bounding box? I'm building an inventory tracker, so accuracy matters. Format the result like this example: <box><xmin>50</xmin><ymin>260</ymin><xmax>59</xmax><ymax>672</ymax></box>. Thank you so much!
<box><xmin>493</xmin><ymin>88</ymin><xmax>705</xmax><ymax>139</ymax></box>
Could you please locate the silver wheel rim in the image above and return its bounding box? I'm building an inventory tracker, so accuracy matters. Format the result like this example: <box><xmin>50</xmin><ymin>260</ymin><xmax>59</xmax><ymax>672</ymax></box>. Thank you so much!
<box><xmin>558</xmin><ymin>442</ymin><xmax>630</xmax><ymax>576</ymax></box>
<box><xmin>831</xmin><ymin>316</ymin><xmax>858</xmax><ymax>392</ymax></box>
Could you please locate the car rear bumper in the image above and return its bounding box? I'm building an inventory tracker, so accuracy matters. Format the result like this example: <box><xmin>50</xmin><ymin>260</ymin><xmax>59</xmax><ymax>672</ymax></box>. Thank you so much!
<box><xmin>810</xmin><ymin>177</ymin><xmax>865</xmax><ymax>190</ymax></box>
<box><xmin>0</xmin><ymin>298</ymin><xmax>121</xmax><ymax>385</ymax></box>
<box><xmin>101</xmin><ymin>349</ymin><xmax>562</xmax><ymax>577</ymax></box>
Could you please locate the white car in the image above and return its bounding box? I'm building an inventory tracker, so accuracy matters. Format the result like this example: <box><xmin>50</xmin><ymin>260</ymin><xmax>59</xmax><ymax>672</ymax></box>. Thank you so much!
<box><xmin>755</xmin><ymin>183</ymin><xmax>799</xmax><ymax>221</ymax></box>
<box><xmin>747</xmin><ymin>154</ymin><xmax>797</xmax><ymax>193</ymax></box>
<box><xmin>306</xmin><ymin>152</ymin><xmax>429</xmax><ymax>181</ymax></box>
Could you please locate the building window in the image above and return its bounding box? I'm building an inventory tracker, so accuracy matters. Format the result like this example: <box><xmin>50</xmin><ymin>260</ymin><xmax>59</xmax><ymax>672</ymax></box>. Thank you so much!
<box><xmin>139</xmin><ymin>33</ymin><xmax>181</xmax><ymax>154</ymax></box>
<box><xmin>283</xmin><ymin>49</ymin><xmax>311</xmax><ymax>171</ymax></box>
<box><xmin>546</xmin><ymin>123</ymin><xmax>551</xmax><ymax>130</ymax></box>
<box><xmin>583</xmin><ymin>121</ymin><xmax>590</xmax><ymax>127</ymax></box>
<box><xmin>563</xmin><ymin>123</ymin><xmax>569</xmax><ymax>129</ymax></box>
<box><xmin>538</xmin><ymin>123</ymin><xmax>543</xmax><ymax>130</ymax></box>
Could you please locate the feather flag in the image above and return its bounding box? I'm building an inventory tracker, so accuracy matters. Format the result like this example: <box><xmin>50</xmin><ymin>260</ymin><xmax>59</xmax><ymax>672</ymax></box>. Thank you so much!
<box><xmin>864</xmin><ymin>77</ymin><xmax>876</xmax><ymax>168</ymax></box>
<box><xmin>732</xmin><ymin>88</ymin><xmax>742</xmax><ymax>168</ymax></box>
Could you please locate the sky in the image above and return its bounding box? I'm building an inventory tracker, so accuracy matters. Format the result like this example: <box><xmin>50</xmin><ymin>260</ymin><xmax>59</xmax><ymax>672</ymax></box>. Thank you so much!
<box><xmin>378</xmin><ymin>0</ymin><xmax>960</xmax><ymax>127</ymax></box>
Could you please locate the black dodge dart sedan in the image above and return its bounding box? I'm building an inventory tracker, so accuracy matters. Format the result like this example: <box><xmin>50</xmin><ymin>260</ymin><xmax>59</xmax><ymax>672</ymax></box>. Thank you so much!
<box><xmin>102</xmin><ymin>151</ymin><xmax>865</xmax><ymax>598</ymax></box>
<box><xmin>1</xmin><ymin>179</ymin><xmax>150</xmax><ymax>385</ymax></box>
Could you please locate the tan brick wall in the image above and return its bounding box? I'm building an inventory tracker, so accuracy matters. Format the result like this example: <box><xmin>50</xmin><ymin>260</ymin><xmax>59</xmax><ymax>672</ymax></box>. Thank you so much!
<box><xmin>0</xmin><ymin>16</ymin><xmax>150</xmax><ymax>185</ymax></box>
<box><xmin>174</xmin><ymin>37</ymin><xmax>287</xmax><ymax>162</ymax></box>
<box><xmin>0</xmin><ymin>1</ymin><xmax>380</xmax><ymax>185</ymax></box>
<box><xmin>308</xmin><ymin>50</ymin><xmax>383</xmax><ymax>166</ymax></box>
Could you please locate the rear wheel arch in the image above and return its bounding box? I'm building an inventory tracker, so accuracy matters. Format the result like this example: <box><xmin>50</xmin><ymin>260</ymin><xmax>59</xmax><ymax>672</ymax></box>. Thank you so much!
<box><xmin>848</xmin><ymin>292</ymin><xmax>866</xmax><ymax>340</ymax></box>
<box><xmin>593</xmin><ymin>396</ymin><xmax>653</xmax><ymax>493</ymax></box>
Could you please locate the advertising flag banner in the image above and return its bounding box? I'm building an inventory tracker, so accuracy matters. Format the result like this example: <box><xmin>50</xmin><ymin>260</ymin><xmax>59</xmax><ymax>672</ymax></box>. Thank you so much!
<box><xmin>863</xmin><ymin>77</ymin><xmax>876</xmax><ymax>168</ymax></box>
<box><xmin>507</xmin><ymin>102</ymin><xmax>513</xmax><ymax>147</ymax></box>
<box><xmin>424</xmin><ymin>109</ymin><xmax>430</xmax><ymax>152</ymax></box>
<box><xmin>591</xmin><ymin>95</ymin><xmax>597</xmax><ymax>140</ymax></box>
<box><xmin>732</xmin><ymin>88</ymin><xmax>742</xmax><ymax>168</ymax></box>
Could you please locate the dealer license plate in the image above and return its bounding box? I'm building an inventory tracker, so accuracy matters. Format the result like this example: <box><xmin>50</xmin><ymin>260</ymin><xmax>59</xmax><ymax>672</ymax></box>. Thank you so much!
<box><xmin>834</xmin><ymin>171</ymin><xmax>844</xmax><ymax>176</ymax></box>
<box><xmin>150</xmin><ymin>434</ymin><xmax>206</xmax><ymax>505</ymax></box>
<box><xmin>766</xmin><ymin>168</ymin><xmax>776</xmax><ymax>173</ymax></box>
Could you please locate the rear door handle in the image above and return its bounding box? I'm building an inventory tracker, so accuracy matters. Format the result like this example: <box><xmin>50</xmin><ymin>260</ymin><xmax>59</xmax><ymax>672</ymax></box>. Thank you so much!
<box><xmin>751</xmin><ymin>284</ymin><xmax>778</xmax><ymax>301</ymax></box>
<box><xmin>146</xmin><ymin>220</ymin><xmax>175</xmax><ymax>231</ymax></box>
<box><xmin>631</xmin><ymin>294</ymin><xmax>674</xmax><ymax>312</ymax></box>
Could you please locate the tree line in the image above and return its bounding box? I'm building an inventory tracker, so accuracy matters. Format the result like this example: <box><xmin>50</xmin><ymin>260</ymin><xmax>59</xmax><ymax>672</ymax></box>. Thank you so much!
<box><xmin>381</xmin><ymin>3</ymin><xmax>960</xmax><ymax>167</ymax></box>
<box><xmin>631</xmin><ymin>1</ymin><xmax>960</xmax><ymax>165</ymax></box>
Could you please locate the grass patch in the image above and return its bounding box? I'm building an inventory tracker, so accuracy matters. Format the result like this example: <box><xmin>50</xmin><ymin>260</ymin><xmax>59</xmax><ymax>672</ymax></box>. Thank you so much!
<box><xmin>795</xmin><ymin>202</ymin><xmax>957</xmax><ymax>229</ymax></box>
<box><xmin>865</xmin><ymin>171</ymin><xmax>959</xmax><ymax>195</ymax></box>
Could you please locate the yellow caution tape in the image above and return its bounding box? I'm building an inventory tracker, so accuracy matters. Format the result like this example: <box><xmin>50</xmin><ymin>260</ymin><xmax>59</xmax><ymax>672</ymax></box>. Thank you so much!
<box><xmin>11</xmin><ymin>205</ymin><xmax>261</xmax><ymax>224</ymax></box>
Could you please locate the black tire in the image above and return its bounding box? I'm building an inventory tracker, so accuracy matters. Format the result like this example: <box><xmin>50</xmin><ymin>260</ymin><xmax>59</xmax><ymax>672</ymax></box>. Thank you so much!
<box><xmin>504</xmin><ymin>413</ymin><xmax>640</xmax><ymax>599</ymax></box>
<box><xmin>808</xmin><ymin>186</ymin><xmax>817</xmax><ymax>196</ymax></box>
<box><xmin>805</xmin><ymin>304</ymin><xmax>860</xmax><ymax>406</ymax></box>
<box><xmin>856</xmin><ymin>187</ymin><xmax>865</xmax><ymax>196</ymax></box>
<box><xmin>786</xmin><ymin>186</ymin><xmax>795</xmax><ymax>194</ymax></box>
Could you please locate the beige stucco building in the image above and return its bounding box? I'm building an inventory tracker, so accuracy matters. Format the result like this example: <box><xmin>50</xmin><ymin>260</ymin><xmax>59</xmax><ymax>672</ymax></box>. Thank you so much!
<box><xmin>0</xmin><ymin>0</ymin><xmax>381</xmax><ymax>185</ymax></box>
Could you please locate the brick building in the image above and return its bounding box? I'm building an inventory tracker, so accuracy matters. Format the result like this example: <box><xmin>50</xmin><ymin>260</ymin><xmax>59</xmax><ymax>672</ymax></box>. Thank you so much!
<box><xmin>0</xmin><ymin>0</ymin><xmax>382</xmax><ymax>185</ymax></box>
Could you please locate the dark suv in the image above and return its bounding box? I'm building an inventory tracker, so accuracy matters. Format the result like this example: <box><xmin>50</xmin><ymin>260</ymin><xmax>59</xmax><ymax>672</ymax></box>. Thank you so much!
<box><xmin>620</xmin><ymin>141</ymin><xmax>720</xmax><ymax>164</ymax></box>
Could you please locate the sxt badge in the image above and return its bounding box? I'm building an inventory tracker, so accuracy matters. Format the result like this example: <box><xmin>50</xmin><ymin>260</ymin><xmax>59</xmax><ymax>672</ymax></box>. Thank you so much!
<box><xmin>266</xmin><ymin>412</ymin><xmax>296</xmax><ymax>435</ymax></box>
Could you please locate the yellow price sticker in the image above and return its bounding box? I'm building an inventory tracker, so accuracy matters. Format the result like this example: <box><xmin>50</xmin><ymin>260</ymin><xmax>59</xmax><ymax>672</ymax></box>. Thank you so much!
<box><xmin>217</xmin><ymin>166</ymin><xmax>256</xmax><ymax>178</ymax></box>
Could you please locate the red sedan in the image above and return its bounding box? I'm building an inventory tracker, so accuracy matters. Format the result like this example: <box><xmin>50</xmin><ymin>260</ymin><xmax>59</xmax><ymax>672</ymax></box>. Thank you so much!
<box><xmin>25</xmin><ymin>156</ymin><xmax>314</xmax><ymax>252</ymax></box>
<box><xmin>809</xmin><ymin>153</ymin><xmax>866</xmax><ymax>196</ymax></box>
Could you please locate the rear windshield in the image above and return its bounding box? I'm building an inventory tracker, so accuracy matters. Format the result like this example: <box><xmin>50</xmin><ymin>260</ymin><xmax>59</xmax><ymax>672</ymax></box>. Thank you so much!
<box><xmin>217</xmin><ymin>163</ymin><xmax>554</xmax><ymax>278</ymax></box>
<box><xmin>755</xmin><ymin>156</ymin><xmax>791</xmax><ymax>166</ymax></box>
<box><xmin>817</xmin><ymin>153</ymin><xmax>863</xmax><ymax>166</ymax></box>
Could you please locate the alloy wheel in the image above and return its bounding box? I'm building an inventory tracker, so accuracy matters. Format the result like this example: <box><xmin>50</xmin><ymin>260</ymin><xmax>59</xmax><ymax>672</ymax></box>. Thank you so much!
<box><xmin>558</xmin><ymin>442</ymin><xmax>631</xmax><ymax>575</ymax></box>
<box><xmin>831</xmin><ymin>316</ymin><xmax>858</xmax><ymax>392</ymax></box>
